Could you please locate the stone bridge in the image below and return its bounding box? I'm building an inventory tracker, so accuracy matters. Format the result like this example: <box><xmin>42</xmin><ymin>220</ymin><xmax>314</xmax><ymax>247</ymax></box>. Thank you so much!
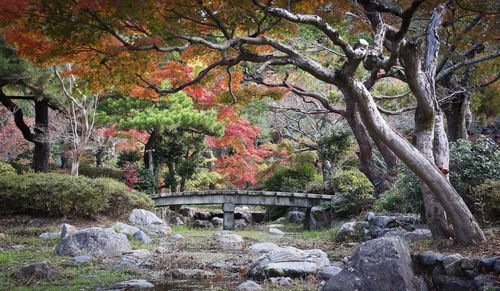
<box><xmin>152</xmin><ymin>190</ymin><xmax>334</xmax><ymax>230</ymax></box>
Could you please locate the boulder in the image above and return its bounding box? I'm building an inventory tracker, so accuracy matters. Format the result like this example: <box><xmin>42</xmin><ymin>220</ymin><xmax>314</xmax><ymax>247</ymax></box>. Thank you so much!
<box><xmin>59</xmin><ymin>223</ymin><xmax>77</xmax><ymax>240</ymax></box>
<box><xmin>193</xmin><ymin>219</ymin><xmax>213</xmax><ymax>228</ymax></box>
<box><xmin>248</xmin><ymin>242</ymin><xmax>279</xmax><ymax>254</ymax></box>
<box><xmin>234</xmin><ymin>219</ymin><xmax>248</xmax><ymax>229</ymax></box>
<box><xmin>16</xmin><ymin>262</ymin><xmax>63</xmax><ymax>280</ymax></box>
<box><xmin>335</xmin><ymin>221</ymin><xmax>369</xmax><ymax>242</ymax></box>
<box><xmin>27</xmin><ymin>218</ymin><xmax>43</xmax><ymax>227</ymax></box>
<box><xmin>168</xmin><ymin>216</ymin><xmax>184</xmax><ymax>226</ymax></box>
<box><xmin>116</xmin><ymin>256</ymin><xmax>143</xmax><ymax>268</ymax></box>
<box><xmin>417</xmin><ymin>251</ymin><xmax>444</xmax><ymax>266</ymax></box>
<box><xmin>211</xmin><ymin>217</ymin><xmax>223</xmax><ymax>228</ymax></box>
<box><xmin>268</xmin><ymin>227</ymin><xmax>284</xmax><ymax>236</ymax></box>
<box><xmin>402</xmin><ymin>229</ymin><xmax>432</xmax><ymax>242</ymax></box>
<box><xmin>236</xmin><ymin>207</ymin><xmax>253</xmax><ymax>223</ymax></box>
<box><xmin>214</xmin><ymin>231</ymin><xmax>243</xmax><ymax>251</ymax></box>
<box><xmin>268</xmin><ymin>277</ymin><xmax>293</xmax><ymax>287</ymax></box>
<box><xmin>172</xmin><ymin>233</ymin><xmax>184</xmax><ymax>240</ymax></box>
<box><xmin>129</xmin><ymin>209</ymin><xmax>171</xmax><ymax>236</ymax></box>
<box><xmin>322</xmin><ymin>237</ymin><xmax>415</xmax><ymax>291</ymax></box>
<box><xmin>442</xmin><ymin>253</ymin><xmax>463</xmax><ymax>276</ymax></box>
<box><xmin>0</xmin><ymin>233</ymin><xmax>5</xmax><ymax>240</ymax></box>
<box><xmin>287</xmin><ymin>211</ymin><xmax>305</xmax><ymax>224</ymax></box>
<box><xmin>478</xmin><ymin>256</ymin><xmax>500</xmax><ymax>273</ymax></box>
<box><xmin>133</xmin><ymin>230</ymin><xmax>153</xmax><ymax>244</ymax></box>
<box><xmin>178</xmin><ymin>207</ymin><xmax>195</xmax><ymax>218</ymax></box>
<box><xmin>39</xmin><ymin>232</ymin><xmax>60</xmax><ymax>240</ymax></box>
<box><xmin>249</xmin><ymin>246</ymin><xmax>329</xmax><ymax>278</ymax></box>
<box><xmin>55</xmin><ymin>227</ymin><xmax>130</xmax><ymax>258</ymax></box>
<box><xmin>112</xmin><ymin>222</ymin><xmax>140</xmax><ymax>236</ymax></box>
<box><xmin>307</xmin><ymin>206</ymin><xmax>331</xmax><ymax>230</ymax></box>
<box><xmin>194</xmin><ymin>211</ymin><xmax>212</xmax><ymax>220</ymax></box>
<box><xmin>319</xmin><ymin>265</ymin><xmax>342</xmax><ymax>280</ymax></box>
<box><xmin>234</xmin><ymin>280</ymin><xmax>264</xmax><ymax>291</ymax></box>
<box><xmin>112</xmin><ymin>279</ymin><xmax>154</xmax><ymax>289</ymax></box>
<box><xmin>171</xmin><ymin>269</ymin><xmax>215</xmax><ymax>279</ymax></box>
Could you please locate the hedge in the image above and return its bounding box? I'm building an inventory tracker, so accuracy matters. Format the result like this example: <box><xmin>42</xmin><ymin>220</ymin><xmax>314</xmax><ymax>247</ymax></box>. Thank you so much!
<box><xmin>0</xmin><ymin>172</ymin><xmax>153</xmax><ymax>218</ymax></box>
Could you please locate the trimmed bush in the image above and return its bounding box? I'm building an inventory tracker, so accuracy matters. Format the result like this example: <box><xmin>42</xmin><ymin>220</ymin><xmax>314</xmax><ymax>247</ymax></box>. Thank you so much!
<box><xmin>326</xmin><ymin>169</ymin><xmax>375</xmax><ymax>218</ymax></box>
<box><xmin>0</xmin><ymin>172</ymin><xmax>153</xmax><ymax>218</ymax></box>
<box><xmin>0</xmin><ymin>161</ymin><xmax>16</xmax><ymax>175</ymax></box>
<box><xmin>79</xmin><ymin>166</ymin><xmax>123</xmax><ymax>180</ymax></box>
<box><xmin>265</xmin><ymin>164</ymin><xmax>317</xmax><ymax>192</ymax></box>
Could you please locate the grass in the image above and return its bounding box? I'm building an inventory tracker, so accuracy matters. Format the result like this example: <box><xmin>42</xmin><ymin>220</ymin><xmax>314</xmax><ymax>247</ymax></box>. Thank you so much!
<box><xmin>0</xmin><ymin>219</ymin><xmax>154</xmax><ymax>291</ymax></box>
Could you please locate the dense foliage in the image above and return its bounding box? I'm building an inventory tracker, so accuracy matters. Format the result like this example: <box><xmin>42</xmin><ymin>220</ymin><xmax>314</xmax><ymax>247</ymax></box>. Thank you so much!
<box><xmin>449</xmin><ymin>138</ymin><xmax>500</xmax><ymax>204</ymax></box>
<box><xmin>326</xmin><ymin>169</ymin><xmax>375</xmax><ymax>218</ymax></box>
<box><xmin>0</xmin><ymin>161</ymin><xmax>15</xmax><ymax>175</ymax></box>
<box><xmin>0</xmin><ymin>172</ymin><xmax>153</xmax><ymax>217</ymax></box>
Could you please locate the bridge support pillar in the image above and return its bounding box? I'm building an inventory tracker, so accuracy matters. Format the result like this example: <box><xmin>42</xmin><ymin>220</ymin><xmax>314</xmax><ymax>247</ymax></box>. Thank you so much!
<box><xmin>223</xmin><ymin>202</ymin><xmax>235</xmax><ymax>230</ymax></box>
<box><xmin>304</xmin><ymin>207</ymin><xmax>312</xmax><ymax>230</ymax></box>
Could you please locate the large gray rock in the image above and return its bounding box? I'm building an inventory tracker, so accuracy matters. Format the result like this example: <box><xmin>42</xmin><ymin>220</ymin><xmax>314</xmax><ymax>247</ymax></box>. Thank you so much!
<box><xmin>442</xmin><ymin>253</ymin><xmax>463</xmax><ymax>276</ymax></box>
<box><xmin>39</xmin><ymin>232</ymin><xmax>60</xmax><ymax>240</ymax></box>
<box><xmin>59</xmin><ymin>223</ymin><xmax>77</xmax><ymax>240</ymax></box>
<box><xmin>234</xmin><ymin>219</ymin><xmax>248</xmax><ymax>229</ymax></box>
<box><xmin>307</xmin><ymin>206</ymin><xmax>331</xmax><ymax>230</ymax></box>
<box><xmin>112</xmin><ymin>279</ymin><xmax>154</xmax><ymax>289</ymax></box>
<box><xmin>234</xmin><ymin>280</ymin><xmax>264</xmax><ymax>291</ymax></box>
<box><xmin>214</xmin><ymin>231</ymin><xmax>243</xmax><ymax>251</ymax></box>
<box><xmin>211</xmin><ymin>217</ymin><xmax>223</xmax><ymax>228</ymax></box>
<box><xmin>248</xmin><ymin>242</ymin><xmax>279</xmax><ymax>254</ymax></box>
<box><xmin>112</xmin><ymin>222</ymin><xmax>140</xmax><ymax>236</ymax></box>
<box><xmin>133</xmin><ymin>230</ymin><xmax>153</xmax><ymax>244</ymax></box>
<box><xmin>178</xmin><ymin>207</ymin><xmax>195</xmax><ymax>218</ymax></box>
<box><xmin>403</xmin><ymin>229</ymin><xmax>432</xmax><ymax>242</ymax></box>
<box><xmin>16</xmin><ymin>261</ymin><xmax>62</xmax><ymax>280</ymax></box>
<box><xmin>55</xmin><ymin>227</ymin><xmax>130</xmax><ymax>258</ymax></box>
<box><xmin>235</xmin><ymin>280</ymin><xmax>264</xmax><ymax>291</ymax></box>
<box><xmin>322</xmin><ymin>237</ymin><xmax>415</xmax><ymax>291</ymax></box>
<box><xmin>287</xmin><ymin>211</ymin><xmax>305</xmax><ymax>224</ymax></box>
<box><xmin>236</xmin><ymin>206</ymin><xmax>253</xmax><ymax>223</ymax></box>
<box><xmin>319</xmin><ymin>265</ymin><xmax>342</xmax><ymax>280</ymax></box>
<box><xmin>268</xmin><ymin>227</ymin><xmax>284</xmax><ymax>236</ymax></box>
<box><xmin>249</xmin><ymin>246</ymin><xmax>329</xmax><ymax>278</ymax></box>
<box><xmin>193</xmin><ymin>219</ymin><xmax>213</xmax><ymax>228</ymax></box>
<box><xmin>129</xmin><ymin>209</ymin><xmax>171</xmax><ymax>235</ymax></box>
<box><xmin>194</xmin><ymin>211</ymin><xmax>212</xmax><ymax>220</ymax></box>
<box><xmin>335</xmin><ymin>221</ymin><xmax>370</xmax><ymax>242</ymax></box>
<box><xmin>168</xmin><ymin>216</ymin><xmax>184</xmax><ymax>226</ymax></box>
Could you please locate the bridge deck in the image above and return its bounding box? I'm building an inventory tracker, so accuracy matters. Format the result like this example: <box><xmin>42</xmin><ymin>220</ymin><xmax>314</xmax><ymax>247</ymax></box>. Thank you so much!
<box><xmin>152</xmin><ymin>190</ymin><xmax>333</xmax><ymax>208</ymax></box>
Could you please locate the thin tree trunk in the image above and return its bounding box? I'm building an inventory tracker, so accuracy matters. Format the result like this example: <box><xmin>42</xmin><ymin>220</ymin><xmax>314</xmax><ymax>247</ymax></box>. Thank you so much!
<box><xmin>342</xmin><ymin>77</ymin><xmax>485</xmax><ymax>245</ymax></box>
<box><xmin>344</xmin><ymin>96</ymin><xmax>392</xmax><ymax>195</ymax></box>
<box><xmin>32</xmin><ymin>100</ymin><xmax>50</xmax><ymax>172</ymax></box>
<box><xmin>71</xmin><ymin>151</ymin><xmax>80</xmax><ymax>176</ymax></box>
<box><xmin>144</xmin><ymin>127</ymin><xmax>160</xmax><ymax>169</ymax></box>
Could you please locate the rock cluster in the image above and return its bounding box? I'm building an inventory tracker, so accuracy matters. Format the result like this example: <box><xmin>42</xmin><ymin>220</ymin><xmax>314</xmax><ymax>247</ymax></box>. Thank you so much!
<box><xmin>415</xmin><ymin>251</ymin><xmax>500</xmax><ymax>290</ymax></box>
<box><xmin>335</xmin><ymin>212</ymin><xmax>430</xmax><ymax>243</ymax></box>
<box><xmin>172</xmin><ymin>206</ymin><xmax>265</xmax><ymax>229</ymax></box>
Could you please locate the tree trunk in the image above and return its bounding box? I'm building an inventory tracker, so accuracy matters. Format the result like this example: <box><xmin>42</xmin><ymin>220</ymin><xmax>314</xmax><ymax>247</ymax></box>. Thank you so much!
<box><xmin>32</xmin><ymin>100</ymin><xmax>50</xmax><ymax>172</ymax></box>
<box><xmin>95</xmin><ymin>148</ymin><xmax>104</xmax><ymax>167</ymax></box>
<box><xmin>344</xmin><ymin>96</ymin><xmax>392</xmax><ymax>195</ymax></box>
<box><xmin>144</xmin><ymin>127</ymin><xmax>160</xmax><ymax>169</ymax></box>
<box><xmin>342</xmin><ymin>77</ymin><xmax>485</xmax><ymax>245</ymax></box>
<box><xmin>321</xmin><ymin>159</ymin><xmax>332</xmax><ymax>190</ymax></box>
<box><xmin>71</xmin><ymin>151</ymin><xmax>80</xmax><ymax>176</ymax></box>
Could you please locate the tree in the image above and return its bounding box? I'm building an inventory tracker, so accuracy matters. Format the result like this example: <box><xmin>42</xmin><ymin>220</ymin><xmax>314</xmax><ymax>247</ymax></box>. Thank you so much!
<box><xmin>0</xmin><ymin>38</ymin><xmax>63</xmax><ymax>172</ymax></box>
<box><xmin>54</xmin><ymin>65</ymin><xmax>99</xmax><ymax>176</ymax></box>
<box><xmin>3</xmin><ymin>0</ymin><xmax>498</xmax><ymax>245</ymax></box>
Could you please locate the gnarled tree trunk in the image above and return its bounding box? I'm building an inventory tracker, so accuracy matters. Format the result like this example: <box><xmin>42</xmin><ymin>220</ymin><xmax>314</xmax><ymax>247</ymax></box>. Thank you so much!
<box><xmin>341</xmin><ymin>76</ymin><xmax>484</xmax><ymax>245</ymax></box>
